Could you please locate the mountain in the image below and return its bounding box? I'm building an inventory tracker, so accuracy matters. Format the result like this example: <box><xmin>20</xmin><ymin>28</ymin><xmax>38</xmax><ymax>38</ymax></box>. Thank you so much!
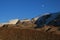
<box><xmin>0</xmin><ymin>12</ymin><xmax>60</xmax><ymax>40</ymax></box>
<box><xmin>35</xmin><ymin>12</ymin><xmax>60</xmax><ymax>28</ymax></box>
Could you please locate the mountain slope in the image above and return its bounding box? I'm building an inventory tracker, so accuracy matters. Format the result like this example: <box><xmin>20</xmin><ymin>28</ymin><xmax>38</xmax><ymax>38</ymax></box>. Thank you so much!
<box><xmin>35</xmin><ymin>12</ymin><xmax>60</xmax><ymax>28</ymax></box>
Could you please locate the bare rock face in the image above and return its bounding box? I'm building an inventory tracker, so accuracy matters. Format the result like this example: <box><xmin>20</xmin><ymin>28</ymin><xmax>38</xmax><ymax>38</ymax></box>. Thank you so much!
<box><xmin>16</xmin><ymin>21</ymin><xmax>37</xmax><ymax>29</ymax></box>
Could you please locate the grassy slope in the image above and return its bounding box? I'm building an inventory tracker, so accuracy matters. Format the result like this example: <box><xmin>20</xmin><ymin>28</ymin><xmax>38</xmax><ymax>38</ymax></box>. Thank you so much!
<box><xmin>0</xmin><ymin>27</ymin><xmax>60</xmax><ymax>40</ymax></box>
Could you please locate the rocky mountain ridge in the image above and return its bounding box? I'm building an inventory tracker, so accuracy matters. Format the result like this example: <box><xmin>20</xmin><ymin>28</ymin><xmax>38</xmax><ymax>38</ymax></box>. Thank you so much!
<box><xmin>0</xmin><ymin>12</ymin><xmax>60</xmax><ymax>32</ymax></box>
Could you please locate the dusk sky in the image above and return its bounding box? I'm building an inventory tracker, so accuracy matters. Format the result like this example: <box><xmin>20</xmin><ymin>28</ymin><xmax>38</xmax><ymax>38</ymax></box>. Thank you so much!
<box><xmin>0</xmin><ymin>0</ymin><xmax>60</xmax><ymax>23</ymax></box>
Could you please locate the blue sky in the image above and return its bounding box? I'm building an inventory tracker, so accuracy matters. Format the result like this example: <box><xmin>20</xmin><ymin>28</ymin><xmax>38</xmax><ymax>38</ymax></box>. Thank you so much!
<box><xmin>0</xmin><ymin>0</ymin><xmax>60</xmax><ymax>22</ymax></box>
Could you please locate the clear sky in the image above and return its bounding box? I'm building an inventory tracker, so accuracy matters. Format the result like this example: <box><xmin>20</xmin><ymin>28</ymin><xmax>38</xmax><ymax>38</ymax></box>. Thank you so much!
<box><xmin>0</xmin><ymin>0</ymin><xmax>60</xmax><ymax>23</ymax></box>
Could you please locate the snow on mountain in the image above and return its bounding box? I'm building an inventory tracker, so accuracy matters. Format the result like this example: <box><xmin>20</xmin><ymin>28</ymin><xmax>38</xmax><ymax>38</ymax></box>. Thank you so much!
<box><xmin>1</xmin><ymin>19</ymin><xmax>20</xmax><ymax>25</ymax></box>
